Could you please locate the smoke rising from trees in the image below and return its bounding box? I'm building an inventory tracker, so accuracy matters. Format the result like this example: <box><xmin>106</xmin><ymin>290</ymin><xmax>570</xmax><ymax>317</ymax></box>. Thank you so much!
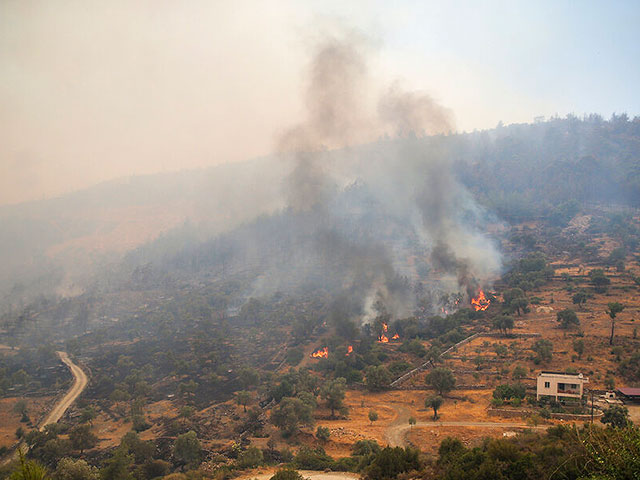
<box><xmin>269</xmin><ymin>30</ymin><xmax>502</xmax><ymax>319</ymax></box>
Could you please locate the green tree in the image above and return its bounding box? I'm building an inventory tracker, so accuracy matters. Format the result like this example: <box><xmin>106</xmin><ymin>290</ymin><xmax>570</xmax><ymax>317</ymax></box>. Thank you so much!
<box><xmin>173</xmin><ymin>431</ymin><xmax>202</xmax><ymax>468</ymax></box>
<box><xmin>140</xmin><ymin>460</ymin><xmax>170</xmax><ymax>480</ymax></box>
<box><xmin>237</xmin><ymin>446</ymin><xmax>263</xmax><ymax>469</ymax></box>
<box><xmin>426</xmin><ymin>396</ymin><xmax>444</xmax><ymax>420</ymax></box>
<box><xmin>120</xmin><ymin>431</ymin><xmax>154</xmax><ymax>464</ymax></box>
<box><xmin>572</xmin><ymin>291</ymin><xmax>589</xmax><ymax>309</ymax></box>
<box><xmin>363</xmin><ymin>446</ymin><xmax>421</xmax><ymax>480</ymax></box>
<box><xmin>600</xmin><ymin>405</ymin><xmax>630</xmax><ymax>428</ymax></box>
<box><xmin>589</xmin><ymin>269</ymin><xmax>610</xmax><ymax>293</ymax></box>
<box><xmin>179</xmin><ymin>406</ymin><xmax>195</xmax><ymax>419</ymax></box>
<box><xmin>512</xmin><ymin>366</ymin><xmax>527</xmax><ymax>380</ymax></box>
<box><xmin>315</xmin><ymin>426</ymin><xmax>330</xmax><ymax>442</ymax></box>
<box><xmin>408</xmin><ymin>417</ymin><xmax>416</xmax><ymax>429</ymax></box>
<box><xmin>269</xmin><ymin>469</ymin><xmax>304</xmax><ymax>480</ymax></box>
<box><xmin>13</xmin><ymin>399</ymin><xmax>28</xmax><ymax>416</ymax></box>
<box><xmin>69</xmin><ymin>424</ymin><xmax>98</xmax><ymax>454</ymax></box>
<box><xmin>426</xmin><ymin>368</ymin><xmax>455</xmax><ymax>396</ymax></box>
<box><xmin>510</xmin><ymin>297</ymin><xmax>530</xmax><ymax>316</ymax></box>
<box><xmin>573</xmin><ymin>339</ymin><xmax>585</xmax><ymax>359</ymax></box>
<box><xmin>492</xmin><ymin>315</ymin><xmax>514</xmax><ymax>336</ymax></box>
<box><xmin>368</xmin><ymin>410</ymin><xmax>378</xmax><ymax>424</ymax></box>
<box><xmin>606</xmin><ymin>302</ymin><xmax>625</xmax><ymax>345</ymax></box>
<box><xmin>11</xmin><ymin>450</ymin><xmax>47</xmax><ymax>480</ymax></box>
<box><xmin>503</xmin><ymin>288</ymin><xmax>525</xmax><ymax>305</ymax></box>
<box><xmin>79</xmin><ymin>407</ymin><xmax>97</xmax><ymax>425</ymax></box>
<box><xmin>53</xmin><ymin>458</ymin><xmax>99</xmax><ymax>480</ymax></box>
<box><xmin>532</xmin><ymin>339</ymin><xmax>553</xmax><ymax>364</ymax></box>
<box><xmin>270</xmin><ymin>397</ymin><xmax>314</xmax><ymax>436</ymax></box>
<box><xmin>238</xmin><ymin>367</ymin><xmax>261</xmax><ymax>389</ymax></box>
<box><xmin>365</xmin><ymin>366</ymin><xmax>391</xmax><ymax>391</ymax></box>
<box><xmin>605</xmin><ymin>375</ymin><xmax>616</xmax><ymax>390</ymax></box>
<box><xmin>557</xmin><ymin>309</ymin><xmax>580</xmax><ymax>329</ymax></box>
<box><xmin>100</xmin><ymin>447</ymin><xmax>133</xmax><ymax>480</ymax></box>
<box><xmin>236</xmin><ymin>390</ymin><xmax>252</xmax><ymax>412</ymax></box>
<box><xmin>131</xmin><ymin>415</ymin><xmax>150</xmax><ymax>433</ymax></box>
<box><xmin>320</xmin><ymin>377</ymin><xmax>347</xmax><ymax>418</ymax></box>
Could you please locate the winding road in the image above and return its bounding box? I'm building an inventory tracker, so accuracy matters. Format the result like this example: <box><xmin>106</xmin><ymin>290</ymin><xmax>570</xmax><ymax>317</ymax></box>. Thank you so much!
<box><xmin>40</xmin><ymin>352</ymin><xmax>88</xmax><ymax>429</ymax></box>
<box><xmin>2</xmin><ymin>351</ymin><xmax>87</xmax><ymax>465</ymax></box>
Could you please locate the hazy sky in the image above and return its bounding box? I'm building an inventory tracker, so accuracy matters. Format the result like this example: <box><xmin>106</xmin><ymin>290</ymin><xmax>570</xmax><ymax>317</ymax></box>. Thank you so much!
<box><xmin>1</xmin><ymin>0</ymin><xmax>639</xmax><ymax>205</ymax></box>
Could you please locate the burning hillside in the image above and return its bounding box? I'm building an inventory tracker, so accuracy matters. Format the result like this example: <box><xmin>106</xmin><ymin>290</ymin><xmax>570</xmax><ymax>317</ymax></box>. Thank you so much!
<box><xmin>311</xmin><ymin>347</ymin><xmax>329</xmax><ymax>359</ymax></box>
<box><xmin>471</xmin><ymin>289</ymin><xmax>490</xmax><ymax>311</ymax></box>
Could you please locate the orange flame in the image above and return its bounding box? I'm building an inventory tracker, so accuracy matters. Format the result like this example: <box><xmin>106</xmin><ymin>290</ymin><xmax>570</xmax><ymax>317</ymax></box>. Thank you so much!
<box><xmin>378</xmin><ymin>334</ymin><xmax>389</xmax><ymax>343</ymax></box>
<box><xmin>471</xmin><ymin>289</ymin><xmax>490</xmax><ymax>311</ymax></box>
<box><xmin>391</xmin><ymin>333</ymin><xmax>399</xmax><ymax>340</ymax></box>
<box><xmin>346</xmin><ymin>345</ymin><xmax>353</xmax><ymax>356</ymax></box>
<box><xmin>311</xmin><ymin>347</ymin><xmax>328</xmax><ymax>358</ymax></box>
<box><xmin>382</xmin><ymin>322</ymin><xmax>388</xmax><ymax>332</ymax></box>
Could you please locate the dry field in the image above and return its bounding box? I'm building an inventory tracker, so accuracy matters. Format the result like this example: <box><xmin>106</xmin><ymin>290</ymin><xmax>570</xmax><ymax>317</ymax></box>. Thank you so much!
<box><xmin>0</xmin><ymin>397</ymin><xmax>54</xmax><ymax>448</ymax></box>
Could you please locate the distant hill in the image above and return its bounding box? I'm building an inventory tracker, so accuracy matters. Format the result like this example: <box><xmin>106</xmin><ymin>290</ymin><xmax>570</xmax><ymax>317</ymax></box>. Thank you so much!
<box><xmin>0</xmin><ymin>157</ymin><xmax>286</xmax><ymax>308</ymax></box>
<box><xmin>2</xmin><ymin>114</ymin><xmax>639</xmax><ymax>309</ymax></box>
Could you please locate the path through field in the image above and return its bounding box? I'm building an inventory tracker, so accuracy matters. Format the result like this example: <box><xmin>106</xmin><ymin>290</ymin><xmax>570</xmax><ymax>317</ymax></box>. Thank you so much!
<box><xmin>384</xmin><ymin>404</ymin><xmax>546</xmax><ymax>447</ymax></box>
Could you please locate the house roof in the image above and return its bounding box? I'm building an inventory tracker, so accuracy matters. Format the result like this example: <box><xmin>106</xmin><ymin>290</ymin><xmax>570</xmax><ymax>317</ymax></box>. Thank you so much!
<box><xmin>539</xmin><ymin>371</ymin><xmax>584</xmax><ymax>378</ymax></box>
<box><xmin>617</xmin><ymin>387</ymin><xmax>640</xmax><ymax>397</ymax></box>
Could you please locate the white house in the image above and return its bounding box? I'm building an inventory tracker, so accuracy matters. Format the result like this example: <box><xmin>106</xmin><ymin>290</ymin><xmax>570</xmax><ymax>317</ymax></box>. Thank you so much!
<box><xmin>536</xmin><ymin>371</ymin><xmax>588</xmax><ymax>401</ymax></box>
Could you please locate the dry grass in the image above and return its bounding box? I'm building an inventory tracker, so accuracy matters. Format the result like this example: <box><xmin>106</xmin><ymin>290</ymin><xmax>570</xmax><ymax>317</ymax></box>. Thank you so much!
<box><xmin>0</xmin><ymin>397</ymin><xmax>54</xmax><ymax>448</ymax></box>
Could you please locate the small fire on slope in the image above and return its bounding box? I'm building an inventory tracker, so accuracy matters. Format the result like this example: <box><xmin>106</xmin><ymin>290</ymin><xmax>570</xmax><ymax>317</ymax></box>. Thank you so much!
<box><xmin>377</xmin><ymin>334</ymin><xmax>389</xmax><ymax>343</ymax></box>
<box><xmin>391</xmin><ymin>333</ymin><xmax>399</xmax><ymax>340</ymax></box>
<box><xmin>346</xmin><ymin>345</ymin><xmax>353</xmax><ymax>356</ymax></box>
<box><xmin>382</xmin><ymin>322</ymin><xmax>388</xmax><ymax>332</ymax></box>
<box><xmin>471</xmin><ymin>289</ymin><xmax>490</xmax><ymax>311</ymax></box>
<box><xmin>311</xmin><ymin>347</ymin><xmax>329</xmax><ymax>358</ymax></box>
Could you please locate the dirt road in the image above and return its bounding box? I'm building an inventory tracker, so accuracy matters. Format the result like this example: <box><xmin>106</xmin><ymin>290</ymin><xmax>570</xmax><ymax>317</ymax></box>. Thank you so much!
<box><xmin>237</xmin><ymin>471</ymin><xmax>360</xmax><ymax>480</ymax></box>
<box><xmin>384</xmin><ymin>404</ymin><xmax>546</xmax><ymax>447</ymax></box>
<box><xmin>39</xmin><ymin>352</ymin><xmax>88</xmax><ymax>429</ymax></box>
<box><xmin>1</xmin><ymin>351</ymin><xmax>87</xmax><ymax>465</ymax></box>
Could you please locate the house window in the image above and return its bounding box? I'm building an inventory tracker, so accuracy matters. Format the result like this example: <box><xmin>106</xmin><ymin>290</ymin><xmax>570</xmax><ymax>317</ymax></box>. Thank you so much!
<box><xmin>544</xmin><ymin>381</ymin><xmax>550</xmax><ymax>388</ymax></box>
<box><xmin>571</xmin><ymin>384</ymin><xmax>577</xmax><ymax>389</ymax></box>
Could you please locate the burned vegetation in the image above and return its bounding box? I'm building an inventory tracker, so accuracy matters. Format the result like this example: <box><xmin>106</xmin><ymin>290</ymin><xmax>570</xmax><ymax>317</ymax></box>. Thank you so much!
<box><xmin>2</xmin><ymin>29</ymin><xmax>640</xmax><ymax>480</ymax></box>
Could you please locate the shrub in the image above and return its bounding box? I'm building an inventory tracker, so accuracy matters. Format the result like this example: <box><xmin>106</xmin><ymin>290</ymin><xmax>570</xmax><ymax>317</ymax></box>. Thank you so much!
<box><xmin>237</xmin><ymin>446</ymin><xmax>264</xmax><ymax>469</ymax></box>
<box><xmin>362</xmin><ymin>446</ymin><xmax>421</xmax><ymax>480</ymax></box>
<box><xmin>493</xmin><ymin>383</ymin><xmax>526</xmax><ymax>401</ymax></box>
<box><xmin>316</xmin><ymin>426</ymin><xmax>330</xmax><ymax>442</ymax></box>
<box><xmin>270</xmin><ymin>468</ymin><xmax>304</xmax><ymax>480</ymax></box>
<box><xmin>294</xmin><ymin>446</ymin><xmax>335</xmax><ymax>470</ymax></box>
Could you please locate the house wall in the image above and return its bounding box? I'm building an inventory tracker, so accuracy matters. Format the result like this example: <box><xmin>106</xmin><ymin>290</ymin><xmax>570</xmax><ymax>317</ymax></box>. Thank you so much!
<box><xmin>536</xmin><ymin>374</ymin><xmax>587</xmax><ymax>400</ymax></box>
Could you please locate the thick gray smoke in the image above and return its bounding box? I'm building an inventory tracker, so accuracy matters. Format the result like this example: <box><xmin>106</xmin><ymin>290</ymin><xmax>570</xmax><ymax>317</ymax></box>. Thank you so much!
<box><xmin>279</xmin><ymin>34</ymin><xmax>372</xmax><ymax>211</ymax></box>
<box><xmin>269</xmin><ymin>30</ymin><xmax>502</xmax><ymax>321</ymax></box>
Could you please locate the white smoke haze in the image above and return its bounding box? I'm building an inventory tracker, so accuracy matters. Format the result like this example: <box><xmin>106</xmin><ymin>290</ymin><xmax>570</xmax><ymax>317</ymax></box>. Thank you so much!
<box><xmin>0</xmin><ymin>13</ymin><xmax>504</xmax><ymax>319</ymax></box>
<box><xmin>255</xmin><ymin>28</ymin><xmax>504</xmax><ymax>320</ymax></box>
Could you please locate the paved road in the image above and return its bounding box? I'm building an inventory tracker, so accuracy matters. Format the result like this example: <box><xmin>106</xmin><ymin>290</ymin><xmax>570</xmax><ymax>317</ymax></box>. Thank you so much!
<box><xmin>1</xmin><ymin>351</ymin><xmax>87</xmax><ymax>465</ymax></box>
<box><xmin>384</xmin><ymin>404</ymin><xmax>546</xmax><ymax>447</ymax></box>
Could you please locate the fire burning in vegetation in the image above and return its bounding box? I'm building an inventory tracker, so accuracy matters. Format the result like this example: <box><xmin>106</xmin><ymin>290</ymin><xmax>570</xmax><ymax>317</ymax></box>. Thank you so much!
<box><xmin>391</xmin><ymin>333</ymin><xmax>399</xmax><ymax>340</ymax></box>
<box><xmin>471</xmin><ymin>289</ymin><xmax>490</xmax><ymax>311</ymax></box>
<box><xmin>377</xmin><ymin>334</ymin><xmax>389</xmax><ymax>343</ymax></box>
<box><xmin>382</xmin><ymin>322</ymin><xmax>388</xmax><ymax>332</ymax></box>
<box><xmin>311</xmin><ymin>347</ymin><xmax>329</xmax><ymax>358</ymax></box>
<box><xmin>346</xmin><ymin>345</ymin><xmax>353</xmax><ymax>356</ymax></box>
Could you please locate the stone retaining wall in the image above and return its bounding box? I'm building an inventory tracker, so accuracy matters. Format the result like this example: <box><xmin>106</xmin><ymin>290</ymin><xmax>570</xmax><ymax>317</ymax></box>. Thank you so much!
<box><xmin>488</xmin><ymin>407</ymin><xmax>603</xmax><ymax>421</ymax></box>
